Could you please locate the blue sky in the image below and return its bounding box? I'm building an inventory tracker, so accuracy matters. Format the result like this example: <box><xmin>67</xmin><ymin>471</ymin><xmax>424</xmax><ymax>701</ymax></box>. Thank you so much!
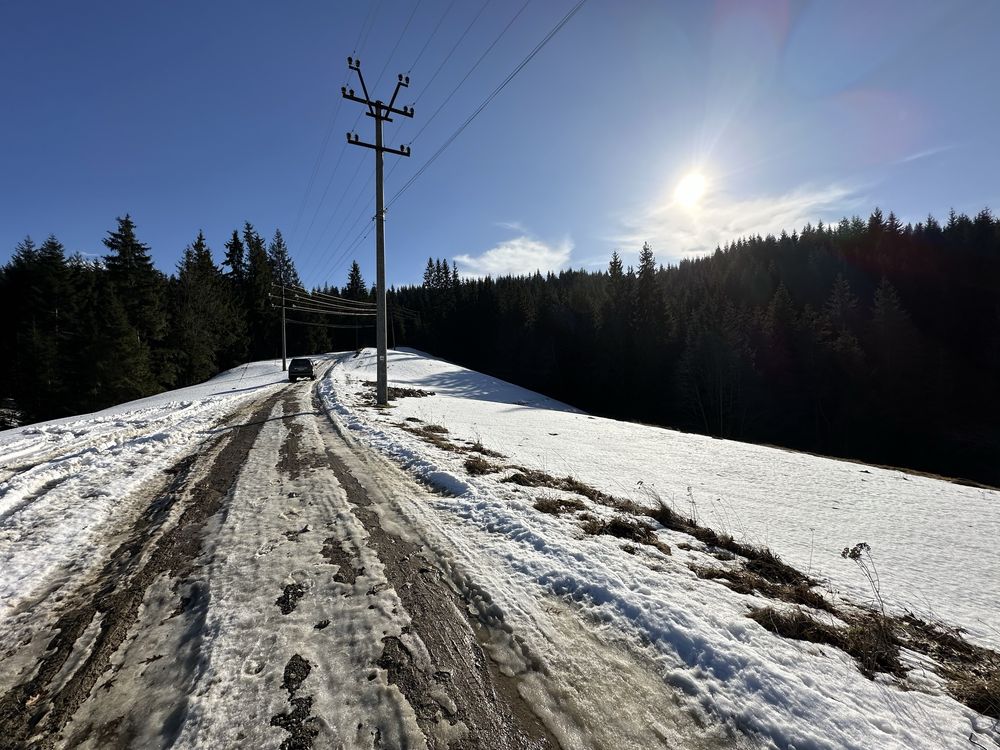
<box><xmin>2</xmin><ymin>0</ymin><xmax>999</xmax><ymax>289</ymax></box>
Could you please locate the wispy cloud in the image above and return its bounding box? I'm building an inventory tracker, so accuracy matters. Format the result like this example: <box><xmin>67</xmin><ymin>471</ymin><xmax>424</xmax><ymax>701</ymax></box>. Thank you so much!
<box><xmin>493</xmin><ymin>220</ymin><xmax>527</xmax><ymax>233</ymax></box>
<box><xmin>454</xmin><ymin>235</ymin><xmax>572</xmax><ymax>278</ymax></box>
<box><xmin>615</xmin><ymin>183</ymin><xmax>863</xmax><ymax>263</ymax></box>
<box><xmin>898</xmin><ymin>144</ymin><xmax>957</xmax><ymax>164</ymax></box>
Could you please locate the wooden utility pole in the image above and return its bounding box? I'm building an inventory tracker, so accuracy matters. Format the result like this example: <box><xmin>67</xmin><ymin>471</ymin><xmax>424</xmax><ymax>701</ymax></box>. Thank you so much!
<box><xmin>281</xmin><ymin>285</ymin><xmax>287</xmax><ymax>371</ymax></box>
<box><xmin>343</xmin><ymin>56</ymin><xmax>413</xmax><ymax>406</ymax></box>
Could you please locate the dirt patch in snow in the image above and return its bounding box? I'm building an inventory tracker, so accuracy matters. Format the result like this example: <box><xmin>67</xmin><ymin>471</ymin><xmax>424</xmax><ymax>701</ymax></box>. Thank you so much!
<box><xmin>275</xmin><ymin>583</ymin><xmax>308</xmax><ymax>615</ymax></box>
<box><xmin>270</xmin><ymin>653</ymin><xmax>319</xmax><ymax>749</ymax></box>
<box><xmin>320</xmin><ymin>537</ymin><xmax>363</xmax><ymax>585</ymax></box>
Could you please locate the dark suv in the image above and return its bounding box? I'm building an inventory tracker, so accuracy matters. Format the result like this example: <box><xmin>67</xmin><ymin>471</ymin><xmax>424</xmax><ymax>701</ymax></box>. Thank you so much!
<box><xmin>288</xmin><ymin>358</ymin><xmax>315</xmax><ymax>382</ymax></box>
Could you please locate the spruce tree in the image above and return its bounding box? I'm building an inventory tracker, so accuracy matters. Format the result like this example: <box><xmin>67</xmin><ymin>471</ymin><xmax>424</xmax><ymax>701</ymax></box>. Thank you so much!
<box><xmin>345</xmin><ymin>261</ymin><xmax>367</xmax><ymax>300</ymax></box>
<box><xmin>102</xmin><ymin>214</ymin><xmax>167</xmax><ymax>347</ymax></box>
<box><xmin>172</xmin><ymin>232</ymin><xmax>226</xmax><ymax>383</ymax></box>
<box><xmin>223</xmin><ymin>230</ymin><xmax>246</xmax><ymax>283</ymax></box>
<box><xmin>243</xmin><ymin>222</ymin><xmax>275</xmax><ymax>359</ymax></box>
<box><xmin>268</xmin><ymin>229</ymin><xmax>301</xmax><ymax>288</ymax></box>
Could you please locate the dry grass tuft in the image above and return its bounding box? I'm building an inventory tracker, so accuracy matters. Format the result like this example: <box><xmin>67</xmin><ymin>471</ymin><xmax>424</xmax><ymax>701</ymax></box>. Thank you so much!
<box><xmin>748</xmin><ymin>607</ymin><xmax>904</xmax><ymax>679</ymax></box>
<box><xmin>399</xmin><ymin>424</ymin><xmax>461</xmax><ymax>452</ymax></box>
<box><xmin>581</xmin><ymin>515</ymin><xmax>671</xmax><ymax>555</ymax></box>
<box><xmin>464</xmin><ymin>455</ymin><xmax>497</xmax><ymax>476</ymax></box>
<box><xmin>692</xmin><ymin>565</ymin><xmax>833</xmax><ymax>612</ymax></box>
<box><xmin>748</xmin><ymin>607</ymin><xmax>844</xmax><ymax>648</ymax></box>
<box><xmin>502</xmin><ymin>468</ymin><xmax>617</xmax><ymax>505</ymax></box>
<box><xmin>950</xmin><ymin>670</ymin><xmax>1000</xmax><ymax>719</ymax></box>
<box><xmin>843</xmin><ymin>615</ymin><xmax>904</xmax><ymax>678</ymax></box>
<box><xmin>533</xmin><ymin>496</ymin><xmax>586</xmax><ymax>515</ymax></box>
<box><xmin>468</xmin><ymin>440</ymin><xmax>504</xmax><ymax>458</ymax></box>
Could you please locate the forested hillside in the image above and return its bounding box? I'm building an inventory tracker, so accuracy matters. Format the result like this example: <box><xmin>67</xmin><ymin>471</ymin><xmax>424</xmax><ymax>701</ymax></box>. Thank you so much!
<box><xmin>0</xmin><ymin>216</ymin><xmax>364</xmax><ymax>424</ymax></box>
<box><xmin>3</xmin><ymin>208</ymin><xmax>998</xmax><ymax>485</ymax></box>
<box><xmin>396</xmin><ymin>209</ymin><xmax>1000</xmax><ymax>486</ymax></box>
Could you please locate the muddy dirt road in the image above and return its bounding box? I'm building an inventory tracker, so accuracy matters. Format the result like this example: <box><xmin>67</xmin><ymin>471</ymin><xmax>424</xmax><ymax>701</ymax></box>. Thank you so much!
<box><xmin>0</xmin><ymin>375</ymin><xmax>557</xmax><ymax>749</ymax></box>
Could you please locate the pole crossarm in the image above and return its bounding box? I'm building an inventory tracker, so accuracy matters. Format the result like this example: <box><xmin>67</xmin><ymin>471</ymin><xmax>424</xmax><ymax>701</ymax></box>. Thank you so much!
<box><xmin>345</xmin><ymin>133</ymin><xmax>411</xmax><ymax>157</ymax></box>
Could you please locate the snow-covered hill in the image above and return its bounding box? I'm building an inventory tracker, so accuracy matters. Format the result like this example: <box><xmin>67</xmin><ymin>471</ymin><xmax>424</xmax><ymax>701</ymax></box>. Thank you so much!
<box><xmin>324</xmin><ymin>347</ymin><xmax>999</xmax><ymax>749</ymax></box>
<box><xmin>1</xmin><ymin>348</ymin><xmax>996</xmax><ymax>749</ymax></box>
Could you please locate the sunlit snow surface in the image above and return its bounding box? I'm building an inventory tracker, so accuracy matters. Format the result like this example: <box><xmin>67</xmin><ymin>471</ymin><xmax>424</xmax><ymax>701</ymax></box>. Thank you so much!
<box><xmin>0</xmin><ymin>360</ymin><xmax>292</xmax><ymax>616</ymax></box>
<box><xmin>324</xmin><ymin>347</ymin><xmax>999</xmax><ymax>750</ymax></box>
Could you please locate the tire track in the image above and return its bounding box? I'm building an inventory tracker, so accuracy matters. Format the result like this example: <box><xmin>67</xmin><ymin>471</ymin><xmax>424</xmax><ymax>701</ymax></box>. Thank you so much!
<box><xmin>0</xmin><ymin>390</ymin><xmax>285</xmax><ymax>749</ymax></box>
<box><xmin>312</xmin><ymin>388</ymin><xmax>556</xmax><ymax>750</ymax></box>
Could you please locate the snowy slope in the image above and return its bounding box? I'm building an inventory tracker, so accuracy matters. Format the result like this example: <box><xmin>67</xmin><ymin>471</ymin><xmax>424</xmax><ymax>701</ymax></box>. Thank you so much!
<box><xmin>322</xmin><ymin>347</ymin><xmax>999</xmax><ymax>750</ymax></box>
<box><xmin>0</xmin><ymin>359</ymin><xmax>295</xmax><ymax>618</ymax></box>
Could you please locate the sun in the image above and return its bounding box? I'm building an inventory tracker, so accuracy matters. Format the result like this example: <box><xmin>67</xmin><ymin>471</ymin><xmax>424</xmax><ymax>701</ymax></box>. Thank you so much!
<box><xmin>674</xmin><ymin>172</ymin><xmax>707</xmax><ymax>207</ymax></box>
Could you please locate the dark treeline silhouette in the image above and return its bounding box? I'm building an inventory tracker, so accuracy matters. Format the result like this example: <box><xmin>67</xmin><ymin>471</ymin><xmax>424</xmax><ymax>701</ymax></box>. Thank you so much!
<box><xmin>393</xmin><ymin>209</ymin><xmax>1000</xmax><ymax>486</ymax></box>
<box><xmin>0</xmin><ymin>215</ymin><xmax>374</xmax><ymax>425</ymax></box>
<box><xmin>3</xmin><ymin>209</ymin><xmax>998</xmax><ymax>485</ymax></box>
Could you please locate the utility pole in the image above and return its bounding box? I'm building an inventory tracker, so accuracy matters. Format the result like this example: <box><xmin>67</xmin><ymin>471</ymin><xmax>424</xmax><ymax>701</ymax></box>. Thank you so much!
<box><xmin>343</xmin><ymin>56</ymin><xmax>413</xmax><ymax>406</ymax></box>
<box><xmin>281</xmin><ymin>285</ymin><xmax>287</xmax><ymax>371</ymax></box>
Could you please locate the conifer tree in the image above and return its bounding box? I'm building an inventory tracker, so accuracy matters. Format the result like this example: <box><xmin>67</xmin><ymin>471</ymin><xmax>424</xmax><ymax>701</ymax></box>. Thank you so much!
<box><xmin>223</xmin><ymin>230</ymin><xmax>246</xmax><ymax>283</ymax></box>
<box><xmin>345</xmin><ymin>261</ymin><xmax>367</xmax><ymax>300</ymax></box>
<box><xmin>102</xmin><ymin>214</ymin><xmax>166</xmax><ymax>347</ymax></box>
<box><xmin>172</xmin><ymin>232</ymin><xmax>228</xmax><ymax>383</ymax></box>
<box><xmin>243</xmin><ymin>222</ymin><xmax>275</xmax><ymax>359</ymax></box>
<box><xmin>90</xmin><ymin>279</ymin><xmax>157</xmax><ymax>404</ymax></box>
<box><xmin>267</xmin><ymin>229</ymin><xmax>301</xmax><ymax>288</ymax></box>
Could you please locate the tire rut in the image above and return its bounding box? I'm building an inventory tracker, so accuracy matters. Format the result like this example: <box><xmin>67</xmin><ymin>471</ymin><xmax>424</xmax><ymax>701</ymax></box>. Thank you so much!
<box><xmin>0</xmin><ymin>389</ymin><xmax>285</xmax><ymax>749</ymax></box>
<box><xmin>312</xmin><ymin>390</ymin><xmax>557</xmax><ymax>750</ymax></box>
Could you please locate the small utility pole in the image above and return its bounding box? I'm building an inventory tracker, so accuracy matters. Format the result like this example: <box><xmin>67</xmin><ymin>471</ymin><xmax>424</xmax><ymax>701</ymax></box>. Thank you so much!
<box><xmin>281</xmin><ymin>285</ymin><xmax>287</xmax><ymax>371</ymax></box>
<box><xmin>343</xmin><ymin>56</ymin><xmax>413</xmax><ymax>406</ymax></box>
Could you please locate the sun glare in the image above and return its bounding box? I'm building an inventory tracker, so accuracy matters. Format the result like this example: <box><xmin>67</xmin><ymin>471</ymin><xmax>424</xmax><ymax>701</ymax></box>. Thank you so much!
<box><xmin>675</xmin><ymin>172</ymin><xmax>707</xmax><ymax>207</ymax></box>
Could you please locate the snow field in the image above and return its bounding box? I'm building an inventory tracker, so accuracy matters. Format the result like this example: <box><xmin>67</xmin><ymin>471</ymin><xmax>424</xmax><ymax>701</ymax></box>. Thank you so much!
<box><xmin>321</xmin><ymin>347</ymin><xmax>998</xmax><ymax>750</ymax></box>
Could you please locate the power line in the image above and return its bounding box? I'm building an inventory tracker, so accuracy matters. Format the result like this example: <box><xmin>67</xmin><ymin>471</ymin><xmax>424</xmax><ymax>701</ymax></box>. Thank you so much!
<box><xmin>372</xmin><ymin>0</ymin><xmax>424</xmax><ymax>91</ymax></box>
<box><xmin>415</xmin><ymin>0</ymin><xmax>491</xmax><ymax>105</ymax></box>
<box><xmin>383</xmin><ymin>0</ymin><xmax>490</xmax><ymax>149</ymax></box>
<box><xmin>407</xmin><ymin>0</ymin><xmax>458</xmax><ymax>74</ymax></box>
<box><xmin>315</xmin><ymin>0</ymin><xmax>494</xmax><ymax>284</ymax></box>
<box><xmin>406</xmin><ymin>0</ymin><xmax>532</xmax><ymax>149</ymax></box>
<box><xmin>272</xmin><ymin>282</ymin><xmax>376</xmax><ymax>308</ymax></box>
<box><xmin>286</xmin><ymin>304</ymin><xmax>376</xmax><ymax>317</ymax></box>
<box><xmin>354</xmin><ymin>0</ymin><xmax>384</xmax><ymax>57</ymax></box>
<box><xmin>389</xmin><ymin>0</ymin><xmax>587</xmax><ymax>209</ymax></box>
<box><xmin>291</xmin><ymin>0</ymin><xmax>385</xmax><ymax>247</ymax></box>
<box><xmin>286</xmin><ymin>317</ymin><xmax>375</xmax><ymax>330</ymax></box>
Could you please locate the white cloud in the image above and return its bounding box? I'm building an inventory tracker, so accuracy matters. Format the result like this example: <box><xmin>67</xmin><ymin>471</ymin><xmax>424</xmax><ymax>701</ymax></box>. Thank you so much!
<box><xmin>616</xmin><ymin>183</ymin><xmax>863</xmax><ymax>263</ymax></box>
<box><xmin>454</xmin><ymin>235</ymin><xmax>572</xmax><ymax>278</ymax></box>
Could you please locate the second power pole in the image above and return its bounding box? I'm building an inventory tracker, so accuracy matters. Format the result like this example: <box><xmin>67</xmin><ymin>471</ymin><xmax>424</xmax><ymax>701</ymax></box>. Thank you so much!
<box><xmin>343</xmin><ymin>56</ymin><xmax>414</xmax><ymax>406</ymax></box>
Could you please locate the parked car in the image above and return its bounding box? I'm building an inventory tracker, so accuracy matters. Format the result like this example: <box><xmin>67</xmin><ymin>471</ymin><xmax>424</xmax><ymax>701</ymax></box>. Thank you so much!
<box><xmin>288</xmin><ymin>358</ymin><xmax>315</xmax><ymax>382</ymax></box>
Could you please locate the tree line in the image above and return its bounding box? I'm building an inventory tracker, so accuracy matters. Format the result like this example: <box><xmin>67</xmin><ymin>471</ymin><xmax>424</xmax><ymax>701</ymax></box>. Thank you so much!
<box><xmin>0</xmin><ymin>215</ymin><xmax>375</xmax><ymax>424</ymax></box>
<box><xmin>3</xmin><ymin>208</ymin><xmax>998</xmax><ymax>486</ymax></box>
<box><xmin>394</xmin><ymin>209</ymin><xmax>1000</xmax><ymax>486</ymax></box>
